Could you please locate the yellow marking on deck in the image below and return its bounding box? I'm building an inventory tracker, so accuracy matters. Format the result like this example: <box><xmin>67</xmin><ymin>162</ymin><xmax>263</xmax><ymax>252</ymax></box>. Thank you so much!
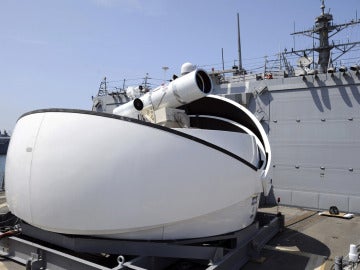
<box><xmin>0</xmin><ymin>202</ymin><xmax>8</xmax><ymax>209</ymax></box>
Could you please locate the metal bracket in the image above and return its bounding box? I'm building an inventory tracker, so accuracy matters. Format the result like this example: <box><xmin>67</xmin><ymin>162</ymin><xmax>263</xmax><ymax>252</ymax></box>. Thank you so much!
<box><xmin>26</xmin><ymin>250</ymin><xmax>46</xmax><ymax>270</ymax></box>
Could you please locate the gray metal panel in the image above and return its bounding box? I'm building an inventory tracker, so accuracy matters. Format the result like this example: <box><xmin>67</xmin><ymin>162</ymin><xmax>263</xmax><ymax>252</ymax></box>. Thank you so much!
<box><xmin>349</xmin><ymin>196</ymin><xmax>360</xmax><ymax>213</ymax></box>
<box><xmin>272</xmin><ymin>166</ymin><xmax>359</xmax><ymax>195</ymax></box>
<box><xmin>318</xmin><ymin>193</ymin><xmax>349</xmax><ymax>211</ymax></box>
<box><xmin>269</xmin><ymin>84</ymin><xmax>360</xmax><ymax>121</ymax></box>
<box><xmin>291</xmin><ymin>190</ymin><xmax>319</xmax><ymax>209</ymax></box>
<box><xmin>272</xmin><ymin>188</ymin><xmax>292</xmax><ymax>205</ymax></box>
<box><xmin>273</xmin><ymin>166</ymin><xmax>326</xmax><ymax>192</ymax></box>
<box><xmin>271</xmin><ymin>121</ymin><xmax>359</xmax><ymax>146</ymax></box>
<box><xmin>261</xmin><ymin>74</ymin><xmax>360</xmax><ymax>212</ymax></box>
<box><xmin>273</xmin><ymin>188</ymin><xmax>360</xmax><ymax>212</ymax></box>
<box><xmin>272</xmin><ymin>144</ymin><xmax>359</xmax><ymax>169</ymax></box>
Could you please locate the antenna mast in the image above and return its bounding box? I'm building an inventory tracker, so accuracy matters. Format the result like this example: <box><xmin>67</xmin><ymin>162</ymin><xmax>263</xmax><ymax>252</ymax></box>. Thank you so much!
<box><xmin>98</xmin><ymin>77</ymin><xmax>108</xmax><ymax>96</ymax></box>
<box><xmin>237</xmin><ymin>13</ymin><xmax>243</xmax><ymax>72</ymax></box>
<box><xmin>289</xmin><ymin>0</ymin><xmax>360</xmax><ymax>73</ymax></box>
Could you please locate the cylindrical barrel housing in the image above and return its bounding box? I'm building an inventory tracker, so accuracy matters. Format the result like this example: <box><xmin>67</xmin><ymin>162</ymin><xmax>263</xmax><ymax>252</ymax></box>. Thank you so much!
<box><xmin>113</xmin><ymin>69</ymin><xmax>212</xmax><ymax>117</ymax></box>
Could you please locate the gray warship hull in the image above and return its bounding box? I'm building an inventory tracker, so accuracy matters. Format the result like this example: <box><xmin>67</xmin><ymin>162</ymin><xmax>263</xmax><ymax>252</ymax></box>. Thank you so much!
<box><xmin>0</xmin><ymin>137</ymin><xmax>10</xmax><ymax>155</ymax></box>
<box><xmin>213</xmin><ymin>70</ymin><xmax>360</xmax><ymax>213</ymax></box>
<box><xmin>91</xmin><ymin>0</ymin><xmax>360</xmax><ymax>214</ymax></box>
<box><xmin>92</xmin><ymin>70</ymin><xmax>360</xmax><ymax>213</ymax></box>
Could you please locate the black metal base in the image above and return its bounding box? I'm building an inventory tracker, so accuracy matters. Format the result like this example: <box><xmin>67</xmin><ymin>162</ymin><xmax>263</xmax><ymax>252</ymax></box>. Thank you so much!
<box><xmin>0</xmin><ymin>212</ymin><xmax>284</xmax><ymax>270</ymax></box>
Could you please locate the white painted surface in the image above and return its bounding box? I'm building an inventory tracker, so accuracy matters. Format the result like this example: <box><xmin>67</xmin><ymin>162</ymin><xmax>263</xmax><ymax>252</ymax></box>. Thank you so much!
<box><xmin>6</xmin><ymin>111</ymin><xmax>263</xmax><ymax>240</ymax></box>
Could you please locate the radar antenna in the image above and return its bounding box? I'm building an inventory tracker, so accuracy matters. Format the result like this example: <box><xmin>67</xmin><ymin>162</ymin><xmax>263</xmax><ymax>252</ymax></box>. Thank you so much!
<box><xmin>98</xmin><ymin>77</ymin><xmax>108</xmax><ymax>96</ymax></box>
<box><xmin>287</xmin><ymin>0</ymin><xmax>360</xmax><ymax>73</ymax></box>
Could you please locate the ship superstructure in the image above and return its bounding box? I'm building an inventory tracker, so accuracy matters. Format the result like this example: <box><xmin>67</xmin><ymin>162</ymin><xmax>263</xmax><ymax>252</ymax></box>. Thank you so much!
<box><xmin>91</xmin><ymin>1</ymin><xmax>360</xmax><ymax>213</ymax></box>
<box><xmin>0</xmin><ymin>130</ymin><xmax>10</xmax><ymax>155</ymax></box>
<box><xmin>290</xmin><ymin>0</ymin><xmax>360</xmax><ymax>74</ymax></box>
<box><xmin>212</xmin><ymin>1</ymin><xmax>360</xmax><ymax>213</ymax></box>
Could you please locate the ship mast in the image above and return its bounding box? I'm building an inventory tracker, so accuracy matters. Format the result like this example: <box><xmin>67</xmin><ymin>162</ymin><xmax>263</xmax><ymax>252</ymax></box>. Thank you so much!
<box><xmin>98</xmin><ymin>77</ymin><xmax>108</xmax><ymax>96</ymax></box>
<box><xmin>289</xmin><ymin>0</ymin><xmax>360</xmax><ymax>73</ymax></box>
<box><xmin>237</xmin><ymin>13</ymin><xmax>246</xmax><ymax>75</ymax></box>
<box><xmin>237</xmin><ymin>13</ymin><xmax>243</xmax><ymax>72</ymax></box>
<box><xmin>315</xmin><ymin>0</ymin><xmax>333</xmax><ymax>72</ymax></box>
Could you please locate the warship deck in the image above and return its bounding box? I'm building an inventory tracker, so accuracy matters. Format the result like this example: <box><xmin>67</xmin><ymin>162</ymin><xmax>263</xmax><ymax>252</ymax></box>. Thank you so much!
<box><xmin>0</xmin><ymin>191</ymin><xmax>358</xmax><ymax>270</ymax></box>
<box><xmin>245</xmin><ymin>205</ymin><xmax>360</xmax><ymax>270</ymax></box>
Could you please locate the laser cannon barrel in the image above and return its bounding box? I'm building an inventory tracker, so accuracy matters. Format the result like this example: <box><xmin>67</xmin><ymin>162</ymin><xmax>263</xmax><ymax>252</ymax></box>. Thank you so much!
<box><xmin>113</xmin><ymin>69</ymin><xmax>212</xmax><ymax>118</ymax></box>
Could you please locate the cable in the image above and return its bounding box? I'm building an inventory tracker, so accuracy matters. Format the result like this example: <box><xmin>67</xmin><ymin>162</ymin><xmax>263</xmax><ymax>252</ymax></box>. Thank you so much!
<box><xmin>0</xmin><ymin>229</ymin><xmax>20</xmax><ymax>239</ymax></box>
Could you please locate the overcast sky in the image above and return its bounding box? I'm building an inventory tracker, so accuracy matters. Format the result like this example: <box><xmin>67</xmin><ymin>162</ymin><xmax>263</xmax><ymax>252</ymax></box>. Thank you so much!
<box><xmin>1</xmin><ymin>0</ymin><xmax>359</xmax><ymax>132</ymax></box>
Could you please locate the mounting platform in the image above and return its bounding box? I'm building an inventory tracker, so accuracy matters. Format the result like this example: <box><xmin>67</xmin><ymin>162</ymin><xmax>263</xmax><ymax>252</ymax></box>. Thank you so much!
<box><xmin>0</xmin><ymin>212</ymin><xmax>284</xmax><ymax>270</ymax></box>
